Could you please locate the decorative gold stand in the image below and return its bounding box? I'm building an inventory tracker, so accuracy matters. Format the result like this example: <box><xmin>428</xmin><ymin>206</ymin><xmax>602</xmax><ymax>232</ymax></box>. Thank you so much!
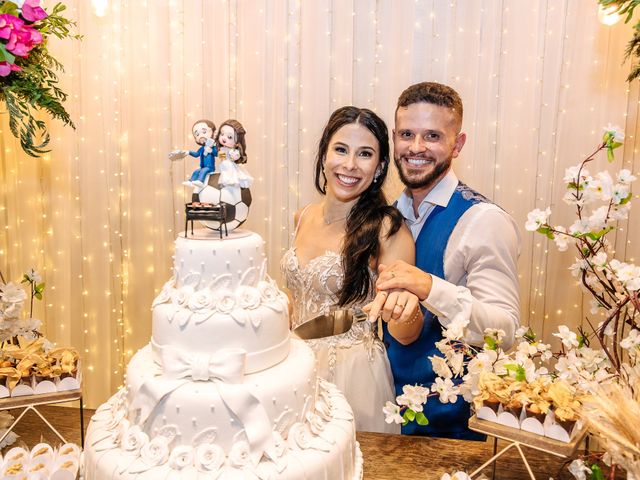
<box><xmin>468</xmin><ymin>415</ymin><xmax>587</xmax><ymax>479</ymax></box>
<box><xmin>0</xmin><ymin>390</ymin><xmax>84</xmax><ymax>446</ymax></box>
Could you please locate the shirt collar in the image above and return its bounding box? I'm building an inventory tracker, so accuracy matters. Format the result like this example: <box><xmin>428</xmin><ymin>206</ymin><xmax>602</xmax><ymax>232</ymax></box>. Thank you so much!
<box><xmin>396</xmin><ymin>168</ymin><xmax>458</xmax><ymax>219</ymax></box>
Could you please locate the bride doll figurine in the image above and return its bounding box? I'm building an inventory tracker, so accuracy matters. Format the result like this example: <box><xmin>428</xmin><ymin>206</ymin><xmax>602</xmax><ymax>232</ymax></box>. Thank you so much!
<box><xmin>169</xmin><ymin>119</ymin><xmax>218</xmax><ymax>190</ymax></box>
<box><xmin>215</xmin><ymin>119</ymin><xmax>253</xmax><ymax>190</ymax></box>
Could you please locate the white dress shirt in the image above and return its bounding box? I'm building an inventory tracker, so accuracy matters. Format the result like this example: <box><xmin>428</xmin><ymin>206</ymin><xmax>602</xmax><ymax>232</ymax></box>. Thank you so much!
<box><xmin>395</xmin><ymin>169</ymin><xmax>521</xmax><ymax>349</ymax></box>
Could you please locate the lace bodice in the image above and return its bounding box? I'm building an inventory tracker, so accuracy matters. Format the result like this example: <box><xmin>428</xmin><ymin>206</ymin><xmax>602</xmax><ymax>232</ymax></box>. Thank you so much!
<box><xmin>281</xmin><ymin>248</ymin><xmax>354</xmax><ymax>329</ymax></box>
<box><xmin>281</xmin><ymin>247</ymin><xmax>382</xmax><ymax>378</ymax></box>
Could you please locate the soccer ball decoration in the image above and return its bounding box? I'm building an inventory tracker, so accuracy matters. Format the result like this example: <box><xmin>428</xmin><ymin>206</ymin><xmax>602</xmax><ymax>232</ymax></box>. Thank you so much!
<box><xmin>197</xmin><ymin>173</ymin><xmax>252</xmax><ymax>231</ymax></box>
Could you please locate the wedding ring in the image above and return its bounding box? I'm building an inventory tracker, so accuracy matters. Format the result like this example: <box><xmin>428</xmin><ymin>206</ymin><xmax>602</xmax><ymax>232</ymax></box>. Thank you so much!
<box><xmin>390</xmin><ymin>271</ymin><xmax>395</xmax><ymax>278</ymax></box>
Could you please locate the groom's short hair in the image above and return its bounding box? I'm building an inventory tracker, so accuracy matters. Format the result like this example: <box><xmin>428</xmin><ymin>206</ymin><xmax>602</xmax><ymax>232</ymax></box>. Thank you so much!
<box><xmin>396</xmin><ymin>82</ymin><xmax>463</xmax><ymax>126</ymax></box>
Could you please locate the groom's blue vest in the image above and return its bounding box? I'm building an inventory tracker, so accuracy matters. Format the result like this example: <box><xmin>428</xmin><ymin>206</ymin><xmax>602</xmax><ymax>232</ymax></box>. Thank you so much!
<box><xmin>384</xmin><ymin>182</ymin><xmax>488</xmax><ymax>439</ymax></box>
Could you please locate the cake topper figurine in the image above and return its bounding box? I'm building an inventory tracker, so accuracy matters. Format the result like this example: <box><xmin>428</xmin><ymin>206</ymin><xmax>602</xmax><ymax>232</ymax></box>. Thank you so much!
<box><xmin>174</xmin><ymin>118</ymin><xmax>253</xmax><ymax>236</ymax></box>
<box><xmin>215</xmin><ymin>119</ymin><xmax>254</xmax><ymax>192</ymax></box>
<box><xmin>169</xmin><ymin>119</ymin><xmax>218</xmax><ymax>190</ymax></box>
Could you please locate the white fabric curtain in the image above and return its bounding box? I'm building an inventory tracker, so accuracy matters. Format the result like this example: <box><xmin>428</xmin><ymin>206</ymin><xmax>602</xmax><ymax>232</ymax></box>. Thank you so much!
<box><xmin>0</xmin><ymin>0</ymin><xmax>637</xmax><ymax>407</ymax></box>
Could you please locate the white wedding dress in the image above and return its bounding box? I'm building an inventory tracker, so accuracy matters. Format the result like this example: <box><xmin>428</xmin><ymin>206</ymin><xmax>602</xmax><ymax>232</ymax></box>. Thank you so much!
<box><xmin>281</xmin><ymin>222</ymin><xmax>400</xmax><ymax>434</ymax></box>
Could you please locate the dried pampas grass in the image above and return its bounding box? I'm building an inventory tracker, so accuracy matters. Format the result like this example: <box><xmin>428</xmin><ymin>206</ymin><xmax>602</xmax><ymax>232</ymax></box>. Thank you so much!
<box><xmin>583</xmin><ymin>384</ymin><xmax>640</xmax><ymax>478</ymax></box>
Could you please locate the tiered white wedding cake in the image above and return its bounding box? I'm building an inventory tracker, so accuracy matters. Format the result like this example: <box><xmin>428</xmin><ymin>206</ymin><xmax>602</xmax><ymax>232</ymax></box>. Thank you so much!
<box><xmin>84</xmin><ymin>229</ymin><xmax>363</xmax><ymax>479</ymax></box>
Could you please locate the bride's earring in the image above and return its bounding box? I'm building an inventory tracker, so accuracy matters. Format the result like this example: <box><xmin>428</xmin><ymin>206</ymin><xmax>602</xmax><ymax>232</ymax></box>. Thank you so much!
<box><xmin>373</xmin><ymin>168</ymin><xmax>381</xmax><ymax>183</ymax></box>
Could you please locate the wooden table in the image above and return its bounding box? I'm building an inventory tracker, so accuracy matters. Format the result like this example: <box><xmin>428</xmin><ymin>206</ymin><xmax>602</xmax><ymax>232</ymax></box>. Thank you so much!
<box><xmin>2</xmin><ymin>406</ymin><xmax>583</xmax><ymax>479</ymax></box>
<box><xmin>357</xmin><ymin>431</ymin><xmax>579</xmax><ymax>479</ymax></box>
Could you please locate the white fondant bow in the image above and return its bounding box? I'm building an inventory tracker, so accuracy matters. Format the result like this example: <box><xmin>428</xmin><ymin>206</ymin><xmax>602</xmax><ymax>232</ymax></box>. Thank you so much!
<box><xmin>162</xmin><ymin>346</ymin><xmax>246</xmax><ymax>382</ymax></box>
<box><xmin>129</xmin><ymin>342</ymin><xmax>275</xmax><ymax>465</ymax></box>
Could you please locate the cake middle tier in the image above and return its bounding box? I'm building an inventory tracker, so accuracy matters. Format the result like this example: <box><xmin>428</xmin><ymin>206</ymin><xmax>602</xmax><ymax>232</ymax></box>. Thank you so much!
<box><xmin>152</xmin><ymin>288</ymin><xmax>290</xmax><ymax>373</ymax></box>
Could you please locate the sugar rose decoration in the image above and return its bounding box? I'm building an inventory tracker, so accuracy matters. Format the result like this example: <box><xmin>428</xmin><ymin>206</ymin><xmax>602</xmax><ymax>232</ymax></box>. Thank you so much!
<box><xmin>140</xmin><ymin>437</ymin><xmax>170</xmax><ymax>467</ymax></box>
<box><xmin>168</xmin><ymin>445</ymin><xmax>194</xmax><ymax>470</ymax></box>
<box><xmin>188</xmin><ymin>289</ymin><xmax>215</xmax><ymax>312</ymax></box>
<box><xmin>122</xmin><ymin>426</ymin><xmax>148</xmax><ymax>454</ymax></box>
<box><xmin>236</xmin><ymin>286</ymin><xmax>262</xmax><ymax>309</ymax></box>
<box><xmin>228</xmin><ymin>441</ymin><xmax>252</xmax><ymax>468</ymax></box>
<box><xmin>195</xmin><ymin>443</ymin><xmax>225</xmax><ymax>472</ymax></box>
<box><xmin>213</xmin><ymin>289</ymin><xmax>236</xmax><ymax>314</ymax></box>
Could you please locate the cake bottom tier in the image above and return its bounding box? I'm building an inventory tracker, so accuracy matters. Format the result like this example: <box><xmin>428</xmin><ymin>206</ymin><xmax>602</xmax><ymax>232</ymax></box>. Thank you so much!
<box><xmin>84</xmin><ymin>340</ymin><xmax>363</xmax><ymax>479</ymax></box>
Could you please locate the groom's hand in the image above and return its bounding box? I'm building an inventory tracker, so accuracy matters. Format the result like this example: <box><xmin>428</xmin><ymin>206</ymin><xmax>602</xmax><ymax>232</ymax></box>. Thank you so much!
<box><xmin>376</xmin><ymin>261</ymin><xmax>433</xmax><ymax>301</ymax></box>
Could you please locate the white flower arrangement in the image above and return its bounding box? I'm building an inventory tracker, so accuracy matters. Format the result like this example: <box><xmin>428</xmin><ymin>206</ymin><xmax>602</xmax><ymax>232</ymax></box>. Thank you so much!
<box><xmin>0</xmin><ymin>267</ymin><xmax>44</xmax><ymax>343</ymax></box>
<box><xmin>384</xmin><ymin>126</ymin><xmax>640</xmax><ymax>479</ymax></box>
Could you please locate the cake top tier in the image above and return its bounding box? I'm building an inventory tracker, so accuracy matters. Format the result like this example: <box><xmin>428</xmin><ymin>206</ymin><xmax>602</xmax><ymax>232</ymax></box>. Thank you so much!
<box><xmin>173</xmin><ymin>229</ymin><xmax>267</xmax><ymax>290</ymax></box>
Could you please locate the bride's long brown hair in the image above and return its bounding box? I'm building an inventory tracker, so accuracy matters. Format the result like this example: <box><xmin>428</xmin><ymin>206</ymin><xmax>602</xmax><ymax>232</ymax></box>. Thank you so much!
<box><xmin>314</xmin><ymin>106</ymin><xmax>404</xmax><ymax>306</ymax></box>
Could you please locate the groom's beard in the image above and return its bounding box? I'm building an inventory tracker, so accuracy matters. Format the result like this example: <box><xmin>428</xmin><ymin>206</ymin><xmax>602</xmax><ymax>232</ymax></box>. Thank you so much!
<box><xmin>394</xmin><ymin>154</ymin><xmax>451</xmax><ymax>190</ymax></box>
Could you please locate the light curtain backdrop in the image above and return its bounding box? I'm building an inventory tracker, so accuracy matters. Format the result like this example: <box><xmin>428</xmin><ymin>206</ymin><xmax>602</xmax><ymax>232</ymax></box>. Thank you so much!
<box><xmin>0</xmin><ymin>0</ymin><xmax>637</xmax><ymax>407</ymax></box>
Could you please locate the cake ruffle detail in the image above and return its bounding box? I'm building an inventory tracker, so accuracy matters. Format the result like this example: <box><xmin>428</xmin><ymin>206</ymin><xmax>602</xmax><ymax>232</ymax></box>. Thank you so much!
<box><xmin>152</xmin><ymin>276</ymin><xmax>287</xmax><ymax>328</ymax></box>
<box><xmin>88</xmin><ymin>378</ymin><xmax>356</xmax><ymax>478</ymax></box>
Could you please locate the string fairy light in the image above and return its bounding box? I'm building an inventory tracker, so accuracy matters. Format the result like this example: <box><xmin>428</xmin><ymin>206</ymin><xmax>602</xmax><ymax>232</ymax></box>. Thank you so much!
<box><xmin>91</xmin><ymin>0</ymin><xmax>108</xmax><ymax>18</ymax></box>
<box><xmin>597</xmin><ymin>3</ymin><xmax>622</xmax><ymax>26</ymax></box>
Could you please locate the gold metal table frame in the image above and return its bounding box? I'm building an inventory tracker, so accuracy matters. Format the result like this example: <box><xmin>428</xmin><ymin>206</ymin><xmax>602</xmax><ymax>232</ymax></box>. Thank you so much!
<box><xmin>468</xmin><ymin>415</ymin><xmax>587</xmax><ymax>480</ymax></box>
<box><xmin>0</xmin><ymin>390</ymin><xmax>84</xmax><ymax>447</ymax></box>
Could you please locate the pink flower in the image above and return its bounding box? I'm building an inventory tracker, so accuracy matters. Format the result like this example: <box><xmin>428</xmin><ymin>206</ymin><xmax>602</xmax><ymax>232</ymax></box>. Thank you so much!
<box><xmin>0</xmin><ymin>13</ymin><xmax>25</xmax><ymax>40</ymax></box>
<box><xmin>21</xmin><ymin>0</ymin><xmax>48</xmax><ymax>23</ymax></box>
<box><xmin>0</xmin><ymin>61</ymin><xmax>21</xmax><ymax>77</ymax></box>
<box><xmin>0</xmin><ymin>14</ymin><xmax>43</xmax><ymax>58</ymax></box>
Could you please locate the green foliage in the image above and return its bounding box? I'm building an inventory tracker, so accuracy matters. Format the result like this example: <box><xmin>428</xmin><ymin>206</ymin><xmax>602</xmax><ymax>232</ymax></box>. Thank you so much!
<box><xmin>536</xmin><ymin>225</ymin><xmax>555</xmax><ymax>240</ymax></box>
<box><xmin>34</xmin><ymin>283</ymin><xmax>45</xmax><ymax>300</ymax></box>
<box><xmin>21</xmin><ymin>273</ymin><xmax>45</xmax><ymax>301</ymax></box>
<box><xmin>578</xmin><ymin>334</ymin><xmax>586</xmax><ymax>348</ymax></box>
<box><xmin>483</xmin><ymin>335</ymin><xmax>498</xmax><ymax>351</ymax></box>
<box><xmin>522</xmin><ymin>327</ymin><xmax>537</xmax><ymax>343</ymax></box>
<box><xmin>590</xmin><ymin>463</ymin><xmax>606</xmax><ymax>480</ymax></box>
<box><xmin>0</xmin><ymin>2</ymin><xmax>80</xmax><ymax>157</ymax></box>
<box><xmin>585</xmin><ymin>226</ymin><xmax>614</xmax><ymax>241</ymax></box>
<box><xmin>415</xmin><ymin>412</ymin><xmax>429</xmax><ymax>426</ymax></box>
<box><xmin>402</xmin><ymin>408</ymin><xmax>416</xmax><ymax>425</ymax></box>
<box><xmin>0</xmin><ymin>1</ymin><xmax>18</xmax><ymax>14</ymax></box>
<box><xmin>599</xmin><ymin>0</ymin><xmax>640</xmax><ymax>82</ymax></box>
<box><xmin>0</xmin><ymin>44</ymin><xmax>15</xmax><ymax>64</ymax></box>
<box><xmin>504</xmin><ymin>364</ymin><xmax>527</xmax><ymax>381</ymax></box>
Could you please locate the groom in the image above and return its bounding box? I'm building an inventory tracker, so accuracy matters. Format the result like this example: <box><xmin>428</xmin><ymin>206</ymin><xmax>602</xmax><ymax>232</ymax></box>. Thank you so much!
<box><xmin>374</xmin><ymin>82</ymin><xmax>521</xmax><ymax>438</ymax></box>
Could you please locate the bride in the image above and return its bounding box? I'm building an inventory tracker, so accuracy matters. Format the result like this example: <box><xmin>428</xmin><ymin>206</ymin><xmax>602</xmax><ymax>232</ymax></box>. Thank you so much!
<box><xmin>281</xmin><ymin>106</ymin><xmax>420</xmax><ymax>433</ymax></box>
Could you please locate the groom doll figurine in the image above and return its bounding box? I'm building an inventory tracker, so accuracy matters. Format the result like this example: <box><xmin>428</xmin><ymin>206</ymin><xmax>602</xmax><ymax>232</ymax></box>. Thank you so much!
<box><xmin>170</xmin><ymin>119</ymin><xmax>218</xmax><ymax>188</ymax></box>
<box><xmin>374</xmin><ymin>82</ymin><xmax>521</xmax><ymax>439</ymax></box>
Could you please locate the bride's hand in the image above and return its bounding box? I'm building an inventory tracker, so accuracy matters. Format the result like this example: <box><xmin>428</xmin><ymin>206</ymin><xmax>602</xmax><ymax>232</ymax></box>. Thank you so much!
<box><xmin>363</xmin><ymin>289</ymin><xmax>420</xmax><ymax>324</ymax></box>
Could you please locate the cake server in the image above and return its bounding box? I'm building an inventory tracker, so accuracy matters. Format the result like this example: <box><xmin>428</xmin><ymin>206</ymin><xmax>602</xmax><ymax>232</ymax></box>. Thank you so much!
<box><xmin>292</xmin><ymin>307</ymin><xmax>370</xmax><ymax>340</ymax></box>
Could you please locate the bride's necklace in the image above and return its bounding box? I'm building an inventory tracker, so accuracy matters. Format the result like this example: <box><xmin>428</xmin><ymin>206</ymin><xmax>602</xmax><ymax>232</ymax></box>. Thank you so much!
<box><xmin>323</xmin><ymin>214</ymin><xmax>347</xmax><ymax>225</ymax></box>
<box><xmin>322</xmin><ymin>206</ymin><xmax>348</xmax><ymax>225</ymax></box>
